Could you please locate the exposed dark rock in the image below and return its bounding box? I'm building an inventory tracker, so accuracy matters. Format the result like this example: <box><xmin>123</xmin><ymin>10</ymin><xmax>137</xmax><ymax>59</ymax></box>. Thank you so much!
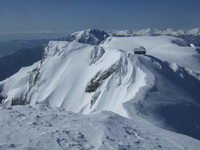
<box><xmin>90</xmin><ymin>91</ymin><xmax>101</xmax><ymax>108</ymax></box>
<box><xmin>11</xmin><ymin>95</ymin><xmax>28</xmax><ymax>106</ymax></box>
<box><xmin>0</xmin><ymin>95</ymin><xmax>4</xmax><ymax>104</ymax></box>
<box><xmin>85</xmin><ymin>66</ymin><xmax>116</xmax><ymax>93</ymax></box>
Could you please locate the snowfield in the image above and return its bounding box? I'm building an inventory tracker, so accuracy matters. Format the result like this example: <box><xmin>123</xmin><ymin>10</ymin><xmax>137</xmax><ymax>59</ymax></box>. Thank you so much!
<box><xmin>0</xmin><ymin>32</ymin><xmax>200</xmax><ymax>148</ymax></box>
<box><xmin>0</xmin><ymin>105</ymin><xmax>200</xmax><ymax>150</ymax></box>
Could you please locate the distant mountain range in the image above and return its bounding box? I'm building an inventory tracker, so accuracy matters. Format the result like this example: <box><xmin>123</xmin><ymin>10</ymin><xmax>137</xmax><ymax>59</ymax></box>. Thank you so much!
<box><xmin>0</xmin><ymin>39</ymin><xmax>49</xmax><ymax>58</ymax></box>
<box><xmin>62</xmin><ymin>28</ymin><xmax>200</xmax><ymax>47</ymax></box>
<box><xmin>109</xmin><ymin>28</ymin><xmax>200</xmax><ymax>36</ymax></box>
<box><xmin>0</xmin><ymin>45</ymin><xmax>45</xmax><ymax>81</ymax></box>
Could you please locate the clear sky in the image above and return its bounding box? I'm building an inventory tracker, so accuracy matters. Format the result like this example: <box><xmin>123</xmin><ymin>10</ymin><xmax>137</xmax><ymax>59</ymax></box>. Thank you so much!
<box><xmin>0</xmin><ymin>0</ymin><xmax>200</xmax><ymax>33</ymax></box>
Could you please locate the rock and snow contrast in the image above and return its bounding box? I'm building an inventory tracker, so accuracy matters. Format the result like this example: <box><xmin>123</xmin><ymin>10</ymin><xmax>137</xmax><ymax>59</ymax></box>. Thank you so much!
<box><xmin>0</xmin><ymin>29</ymin><xmax>200</xmax><ymax>149</ymax></box>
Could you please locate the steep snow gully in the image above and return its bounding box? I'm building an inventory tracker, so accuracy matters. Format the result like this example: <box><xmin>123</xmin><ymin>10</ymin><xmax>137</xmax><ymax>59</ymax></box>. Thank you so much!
<box><xmin>0</xmin><ymin>34</ymin><xmax>200</xmax><ymax>143</ymax></box>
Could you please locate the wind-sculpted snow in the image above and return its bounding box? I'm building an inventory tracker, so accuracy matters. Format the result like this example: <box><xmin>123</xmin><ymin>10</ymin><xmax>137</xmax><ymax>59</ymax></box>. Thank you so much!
<box><xmin>0</xmin><ymin>36</ymin><xmax>200</xmax><ymax>141</ymax></box>
<box><xmin>0</xmin><ymin>105</ymin><xmax>200</xmax><ymax>150</ymax></box>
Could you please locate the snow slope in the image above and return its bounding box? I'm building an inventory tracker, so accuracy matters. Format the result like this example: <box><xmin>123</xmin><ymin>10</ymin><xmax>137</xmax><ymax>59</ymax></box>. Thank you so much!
<box><xmin>101</xmin><ymin>36</ymin><xmax>200</xmax><ymax>139</ymax></box>
<box><xmin>0</xmin><ymin>41</ymin><xmax>145</xmax><ymax>118</ymax></box>
<box><xmin>0</xmin><ymin>104</ymin><xmax>200</xmax><ymax>150</ymax></box>
<box><xmin>0</xmin><ymin>36</ymin><xmax>200</xmax><ymax>141</ymax></box>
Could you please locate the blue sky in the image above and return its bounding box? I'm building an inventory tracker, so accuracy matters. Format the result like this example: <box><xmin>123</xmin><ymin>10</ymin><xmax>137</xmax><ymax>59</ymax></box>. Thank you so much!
<box><xmin>0</xmin><ymin>0</ymin><xmax>200</xmax><ymax>34</ymax></box>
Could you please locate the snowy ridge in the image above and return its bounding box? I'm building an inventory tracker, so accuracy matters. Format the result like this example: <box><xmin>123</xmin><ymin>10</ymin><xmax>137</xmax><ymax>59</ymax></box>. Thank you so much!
<box><xmin>109</xmin><ymin>28</ymin><xmax>200</xmax><ymax>36</ymax></box>
<box><xmin>0</xmin><ymin>36</ymin><xmax>200</xmax><ymax>141</ymax></box>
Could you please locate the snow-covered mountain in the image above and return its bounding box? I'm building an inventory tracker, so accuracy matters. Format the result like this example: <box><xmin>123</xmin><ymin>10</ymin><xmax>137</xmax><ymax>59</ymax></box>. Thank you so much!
<box><xmin>1</xmin><ymin>33</ymin><xmax>200</xmax><ymax>143</ymax></box>
<box><xmin>187</xmin><ymin>28</ymin><xmax>200</xmax><ymax>35</ymax></box>
<box><xmin>109</xmin><ymin>28</ymin><xmax>200</xmax><ymax>36</ymax></box>
<box><xmin>59</xmin><ymin>29</ymin><xmax>110</xmax><ymax>45</ymax></box>
<box><xmin>0</xmin><ymin>29</ymin><xmax>109</xmax><ymax>82</ymax></box>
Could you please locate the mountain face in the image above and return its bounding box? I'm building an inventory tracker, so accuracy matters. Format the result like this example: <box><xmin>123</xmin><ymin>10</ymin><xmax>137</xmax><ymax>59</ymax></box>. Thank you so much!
<box><xmin>178</xmin><ymin>35</ymin><xmax>200</xmax><ymax>47</ymax></box>
<box><xmin>59</xmin><ymin>29</ymin><xmax>110</xmax><ymax>45</ymax></box>
<box><xmin>0</xmin><ymin>34</ymin><xmax>200</xmax><ymax>141</ymax></box>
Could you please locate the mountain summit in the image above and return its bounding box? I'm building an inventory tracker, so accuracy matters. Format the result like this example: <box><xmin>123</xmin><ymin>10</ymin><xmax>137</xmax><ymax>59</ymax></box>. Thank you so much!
<box><xmin>61</xmin><ymin>29</ymin><xmax>110</xmax><ymax>45</ymax></box>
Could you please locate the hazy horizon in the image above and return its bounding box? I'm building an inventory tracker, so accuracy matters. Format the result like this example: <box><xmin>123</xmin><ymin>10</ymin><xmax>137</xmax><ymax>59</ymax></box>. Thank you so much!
<box><xmin>0</xmin><ymin>27</ymin><xmax>200</xmax><ymax>42</ymax></box>
<box><xmin>1</xmin><ymin>0</ymin><xmax>200</xmax><ymax>34</ymax></box>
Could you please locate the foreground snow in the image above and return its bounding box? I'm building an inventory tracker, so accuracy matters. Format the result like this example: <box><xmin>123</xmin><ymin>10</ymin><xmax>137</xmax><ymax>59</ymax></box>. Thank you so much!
<box><xmin>0</xmin><ymin>105</ymin><xmax>199</xmax><ymax>150</ymax></box>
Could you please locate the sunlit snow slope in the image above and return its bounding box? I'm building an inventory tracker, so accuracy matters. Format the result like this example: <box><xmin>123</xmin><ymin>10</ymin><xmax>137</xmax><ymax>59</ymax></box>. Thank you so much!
<box><xmin>0</xmin><ymin>36</ymin><xmax>200</xmax><ymax>140</ymax></box>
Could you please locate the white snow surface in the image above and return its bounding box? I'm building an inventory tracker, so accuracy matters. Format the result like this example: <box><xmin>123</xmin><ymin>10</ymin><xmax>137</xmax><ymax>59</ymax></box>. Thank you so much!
<box><xmin>101</xmin><ymin>36</ymin><xmax>200</xmax><ymax>72</ymax></box>
<box><xmin>0</xmin><ymin>40</ymin><xmax>147</xmax><ymax>117</ymax></box>
<box><xmin>1</xmin><ymin>36</ymin><xmax>200</xmax><ymax>141</ymax></box>
<box><xmin>0</xmin><ymin>104</ymin><xmax>200</xmax><ymax>150</ymax></box>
